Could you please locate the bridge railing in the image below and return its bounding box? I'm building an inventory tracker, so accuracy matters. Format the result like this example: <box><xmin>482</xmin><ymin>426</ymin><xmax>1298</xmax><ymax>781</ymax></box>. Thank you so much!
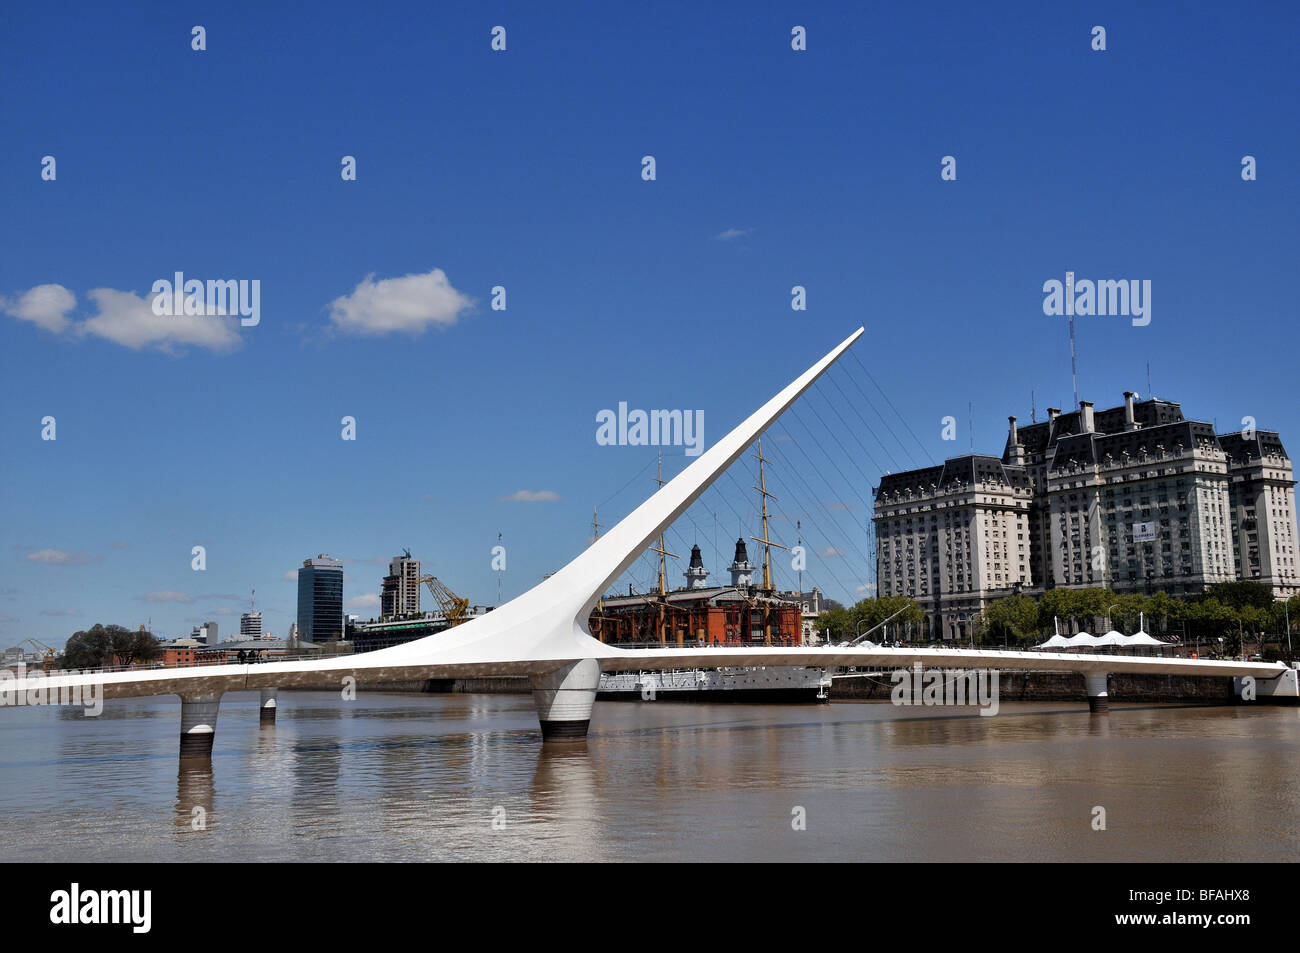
<box><xmin>43</xmin><ymin>651</ymin><xmax>335</xmax><ymax>676</ymax></box>
<box><xmin>605</xmin><ymin>640</ymin><xmax>805</xmax><ymax>650</ymax></box>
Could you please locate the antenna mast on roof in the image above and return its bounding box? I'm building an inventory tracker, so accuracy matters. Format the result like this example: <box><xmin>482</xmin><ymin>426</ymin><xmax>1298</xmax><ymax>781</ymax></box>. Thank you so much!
<box><xmin>1067</xmin><ymin>271</ymin><xmax>1079</xmax><ymax>411</ymax></box>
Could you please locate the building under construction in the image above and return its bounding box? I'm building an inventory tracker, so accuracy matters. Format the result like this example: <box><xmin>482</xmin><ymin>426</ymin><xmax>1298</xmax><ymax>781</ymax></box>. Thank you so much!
<box><xmin>353</xmin><ymin>552</ymin><xmax>489</xmax><ymax>653</ymax></box>
<box><xmin>588</xmin><ymin>443</ymin><xmax>805</xmax><ymax>647</ymax></box>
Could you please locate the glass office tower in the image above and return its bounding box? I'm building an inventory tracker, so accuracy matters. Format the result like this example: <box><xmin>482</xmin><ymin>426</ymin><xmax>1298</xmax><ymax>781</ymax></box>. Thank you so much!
<box><xmin>297</xmin><ymin>554</ymin><xmax>344</xmax><ymax>644</ymax></box>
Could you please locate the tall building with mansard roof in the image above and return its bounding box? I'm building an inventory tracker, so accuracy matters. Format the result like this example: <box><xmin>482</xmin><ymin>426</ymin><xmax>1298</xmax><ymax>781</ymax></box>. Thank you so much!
<box><xmin>875</xmin><ymin>454</ymin><xmax>1033</xmax><ymax>641</ymax></box>
<box><xmin>874</xmin><ymin>393</ymin><xmax>1298</xmax><ymax>641</ymax></box>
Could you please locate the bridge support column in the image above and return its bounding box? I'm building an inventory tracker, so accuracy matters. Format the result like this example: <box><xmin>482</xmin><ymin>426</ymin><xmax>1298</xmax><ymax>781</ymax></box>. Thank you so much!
<box><xmin>259</xmin><ymin>689</ymin><xmax>277</xmax><ymax>725</ymax></box>
<box><xmin>1084</xmin><ymin>674</ymin><xmax>1109</xmax><ymax>714</ymax></box>
<box><xmin>531</xmin><ymin>659</ymin><xmax>600</xmax><ymax>742</ymax></box>
<box><xmin>179</xmin><ymin>691</ymin><xmax>223</xmax><ymax>759</ymax></box>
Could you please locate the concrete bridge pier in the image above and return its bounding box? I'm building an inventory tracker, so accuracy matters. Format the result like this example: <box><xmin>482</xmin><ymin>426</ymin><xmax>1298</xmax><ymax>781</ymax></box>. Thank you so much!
<box><xmin>259</xmin><ymin>689</ymin><xmax>278</xmax><ymax>725</ymax></box>
<box><xmin>179</xmin><ymin>691</ymin><xmax>223</xmax><ymax>758</ymax></box>
<box><xmin>1084</xmin><ymin>673</ymin><xmax>1110</xmax><ymax>714</ymax></box>
<box><xmin>531</xmin><ymin>659</ymin><xmax>600</xmax><ymax>741</ymax></box>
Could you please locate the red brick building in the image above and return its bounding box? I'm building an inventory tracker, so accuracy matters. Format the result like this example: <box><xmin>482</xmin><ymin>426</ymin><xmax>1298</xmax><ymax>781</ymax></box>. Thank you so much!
<box><xmin>589</xmin><ymin>541</ymin><xmax>804</xmax><ymax>646</ymax></box>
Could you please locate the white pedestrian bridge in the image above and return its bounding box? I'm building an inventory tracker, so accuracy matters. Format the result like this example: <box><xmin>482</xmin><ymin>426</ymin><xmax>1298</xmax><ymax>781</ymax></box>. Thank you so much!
<box><xmin>7</xmin><ymin>328</ymin><xmax>1295</xmax><ymax>755</ymax></box>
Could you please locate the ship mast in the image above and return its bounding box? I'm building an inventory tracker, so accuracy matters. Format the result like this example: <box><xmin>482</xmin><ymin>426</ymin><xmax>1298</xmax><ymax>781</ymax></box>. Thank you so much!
<box><xmin>749</xmin><ymin>438</ymin><xmax>786</xmax><ymax>645</ymax></box>
<box><xmin>649</xmin><ymin>452</ymin><xmax>678</xmax><ymax>645</ymax></box>
<box><xmin>591</xmin><ymin>508</ymin><xmax>606</xmax><ymax>641</ymax></box>
<box><xmin>796</xmin><ymin>519</ymin><xmax>803</xmax><ymax>599</ymax></box>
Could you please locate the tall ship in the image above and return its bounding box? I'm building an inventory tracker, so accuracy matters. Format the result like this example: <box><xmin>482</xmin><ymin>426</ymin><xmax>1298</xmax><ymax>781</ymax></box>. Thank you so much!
<box><xmin>588</xmin><ymin>446</ymin><xmax>837</xmax><ymax>703</ymax></box>
<box><xmin>597</xmin><ymin>667</ymin><xmax>832</xmax><ymax>702</ymax></box>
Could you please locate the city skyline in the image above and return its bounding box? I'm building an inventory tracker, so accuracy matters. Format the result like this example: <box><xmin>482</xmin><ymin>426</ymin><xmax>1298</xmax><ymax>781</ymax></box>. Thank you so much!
<box><xmin>7</xmin><ymin>379</ymin><xmax>1298</xmax><ymax>648</ymax></box>
<box><xmin>3</xmin><ymin>2</ymin><xmax>1297</xmax><ymax>645</ymax></box>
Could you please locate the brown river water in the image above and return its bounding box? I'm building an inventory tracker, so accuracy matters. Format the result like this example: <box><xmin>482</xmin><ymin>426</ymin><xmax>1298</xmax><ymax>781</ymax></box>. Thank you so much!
<box><xmin>0</xmin><ymin>692</ymin><xmax>1295</xmax><ymax>862</ymax></box>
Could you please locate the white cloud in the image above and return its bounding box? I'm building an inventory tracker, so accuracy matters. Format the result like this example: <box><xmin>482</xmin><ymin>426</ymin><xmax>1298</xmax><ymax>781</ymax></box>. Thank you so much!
<box><xmin>715</xmin><ymin>227</ymin><xmax>753</xmax><ymax>241</ymax></box>
<box><xmin>819</xmin><ymin>546</ymin><xmax>844</xmax><ymax>558</ymax></box>
<box><xmin>40</xmin><ymin>608</ymin><xmax>82</xmax><ymax>617</ymax></box>
<box><xmin>328</xmin><ymin>269</ymin><xmax>473</xmax><ymax>336</ymax></box>
<box><xmin>498</xmin><ymin>489</ymin><xmax>561</xmax><ymax>503</ymax></box>
<box><xmin>79</xmin><ymin>288</ymin><xmax>242</xmax><ymax>353</ymax></box>
<box><xmin>25</xmin><ymin>549</ymin><xmax>95</xmax><ymax>565</ymax></box>
<box><xmin>348</xmin><ymin>593</ymin><xmax>381</xmax><ymax>609</ymax></box>
<box><xmin>111</xmin><ymin>541</ymin><xmax>131</xmax><ymax>550</ymax></box>
<box><xmin>141</xmin><ymin>590</ymin><xmax>193</xmax><ymax>603</ymax></box>
<box><xmin>2</xmin><ymin>283</ymin><xmax>76</xmax><ymax>333</ymax></box>
<box><xmin>283</xmin><ymin>570</ymin><xmax>299</xmax><ymax>581</ymax></box>
<box><xmin>3</xmin><ymin>282</ymin><xmax>244</xmax><ymax>353</ymax></box>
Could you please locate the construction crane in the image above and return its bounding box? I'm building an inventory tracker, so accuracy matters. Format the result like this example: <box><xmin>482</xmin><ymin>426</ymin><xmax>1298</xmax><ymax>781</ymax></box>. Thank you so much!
<box><xmin>17</xmin><ymin>638</ymin><xmax>58</xmax><ymax>670</ymax></box>
<box><xmin>417</xmin><ymin>575</ymin><xmax>470</xmax><ymax>626</ymax></box>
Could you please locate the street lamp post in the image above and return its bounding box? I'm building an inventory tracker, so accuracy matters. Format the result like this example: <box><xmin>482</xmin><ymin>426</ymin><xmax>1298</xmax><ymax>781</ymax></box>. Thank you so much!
<box><xmin>1285</xmin><ymin>600</ymin><xmax>1292</xmax><ymax>655</ymax></box>
<box><xmin>1106</xmin><ymin>603</ymin><xmax>1120</xmax><ymax>631</ymax></box>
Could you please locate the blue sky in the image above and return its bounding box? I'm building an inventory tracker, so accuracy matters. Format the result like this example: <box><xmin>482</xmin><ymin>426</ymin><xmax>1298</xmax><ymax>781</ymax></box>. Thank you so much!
<box><xmin>2</xmin><ymin>1</ymin><xmax>1296</xmax><ymax>645</ymax></box>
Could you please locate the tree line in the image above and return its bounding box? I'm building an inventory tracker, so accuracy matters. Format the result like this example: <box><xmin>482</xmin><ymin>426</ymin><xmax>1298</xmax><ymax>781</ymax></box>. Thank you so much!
<box><xmin>61</xmin><ymin>624</ymin><xmax>162</xmax><ymax>670</ymax></box>
<box><xmin>813</xmin><ymin>596</ymin><xmax>926</xmax><ymax>644</ymax></box>
<box><xmin>816</xmin><ymin>582</ymin><xmax>1299</xmax><ymax>657</ymax></box>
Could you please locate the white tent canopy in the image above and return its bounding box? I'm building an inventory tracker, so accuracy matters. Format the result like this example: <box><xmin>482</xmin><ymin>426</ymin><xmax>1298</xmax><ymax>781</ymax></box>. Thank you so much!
<box><xmin>1036</xmin><ymin>629</ymin><xmax>1167</xmax><ymax>651</ymax></box>
<box><xmin>1125</xmin><ymin>632</ymin><xmax>1165</xmax><ymax>646</ymax></box>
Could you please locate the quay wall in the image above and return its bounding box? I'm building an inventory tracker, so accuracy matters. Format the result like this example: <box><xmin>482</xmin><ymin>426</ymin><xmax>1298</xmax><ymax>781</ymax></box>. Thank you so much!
<box><xmin>281</xmin><ymin>677</ymin><xmax>531</xmax><ymax>694</ymax></box>
<box><xmin>830</xmin><ymin>671</ymin><xmax>1235</xmax><ymax>703</ymax></box>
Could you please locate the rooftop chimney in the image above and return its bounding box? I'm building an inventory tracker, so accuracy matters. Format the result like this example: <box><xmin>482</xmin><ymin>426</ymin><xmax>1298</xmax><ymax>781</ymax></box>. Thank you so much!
<box><xmin>1004</xmin><ymin>416</ymin><xmax>1025</xmax><ymax>466</ymax></box>
<box><xmin>1047</xmin><ymin>407</ymin><xmax>1061</xmax><ymax>441</ymax></box>
<box><xmin>1079</xmin><ymin>400</ymin><xmax>1095</xmax><ymax>434</ymax></box>
<box><xmin>1123</xmin><ymin>391</ymin><xmax>1138</xmax><ymax>430</ymax></box>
